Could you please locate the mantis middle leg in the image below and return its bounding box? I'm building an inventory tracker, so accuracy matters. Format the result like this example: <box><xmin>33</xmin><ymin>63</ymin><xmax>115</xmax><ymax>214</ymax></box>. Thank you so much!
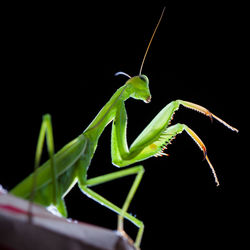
<box><xmin>77</xmin><ymin>162</ymin><xmax>145</xmax><ymax>247</ymax></box>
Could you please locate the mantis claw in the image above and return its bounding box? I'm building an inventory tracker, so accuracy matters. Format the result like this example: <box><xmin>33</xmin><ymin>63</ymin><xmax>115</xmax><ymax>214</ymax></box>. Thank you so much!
<box><xmin>117</xmin><ymin>228</ymin><xmax>135</xmax><ymax>247</ymax></box>
<box><xmin>179</xmin><ymin>100</ymin><xmax>238</xmax><ymax>132</ymax></box>
<box><xmin>184</xmin><ymin>125</ymin><xmax>220</xmax><ymax>186</ymax></box>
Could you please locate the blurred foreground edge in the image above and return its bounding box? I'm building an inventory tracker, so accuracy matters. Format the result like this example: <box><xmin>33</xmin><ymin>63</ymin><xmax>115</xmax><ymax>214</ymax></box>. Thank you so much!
<box><xmin>0</xmin><ymin>186</ymin><xmax>135</xmax><ymax>250</ymax></box>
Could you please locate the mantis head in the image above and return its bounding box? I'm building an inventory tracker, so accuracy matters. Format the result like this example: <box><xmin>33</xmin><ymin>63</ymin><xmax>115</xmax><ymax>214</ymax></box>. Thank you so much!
<box><xmin>126</xmin><ymin>75</ymin><xmax>151</xmax><ymax>103</ymax></box>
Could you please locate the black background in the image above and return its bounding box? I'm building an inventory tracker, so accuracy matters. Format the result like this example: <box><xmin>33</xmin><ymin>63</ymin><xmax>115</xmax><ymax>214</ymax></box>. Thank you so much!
<box><xmin>1</xmin><ymin>1</ymin><xmax>246</xmax><ymax>249</ymax></box>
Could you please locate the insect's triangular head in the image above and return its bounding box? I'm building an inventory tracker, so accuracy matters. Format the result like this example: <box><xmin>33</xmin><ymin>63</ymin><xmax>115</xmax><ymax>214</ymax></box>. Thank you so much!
<box><xmin>126</xmin><ymin>75</ymin><xmax>151</xmax><ymax>103</ymax></box>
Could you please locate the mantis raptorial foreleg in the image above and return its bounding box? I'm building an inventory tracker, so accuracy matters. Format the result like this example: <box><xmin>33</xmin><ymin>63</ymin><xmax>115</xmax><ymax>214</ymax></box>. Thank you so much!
<box><xmin>111</xmin><ymin>99</ymin><xmax>238</xmax><ymax>186</ymax></box>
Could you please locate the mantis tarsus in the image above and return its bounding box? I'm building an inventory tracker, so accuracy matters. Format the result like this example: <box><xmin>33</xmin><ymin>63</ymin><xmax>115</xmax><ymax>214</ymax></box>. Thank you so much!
<box><xmin>10</xmin><ymin>8</ymin><xmax>238</xmax><ymax>248</ymax></box>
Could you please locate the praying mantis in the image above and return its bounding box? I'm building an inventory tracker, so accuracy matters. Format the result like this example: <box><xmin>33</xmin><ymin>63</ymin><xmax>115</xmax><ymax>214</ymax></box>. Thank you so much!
<box><xmin>10</xmin><ymin>8</ymin><xmax>238</xmax><ymax>249</ymax></box>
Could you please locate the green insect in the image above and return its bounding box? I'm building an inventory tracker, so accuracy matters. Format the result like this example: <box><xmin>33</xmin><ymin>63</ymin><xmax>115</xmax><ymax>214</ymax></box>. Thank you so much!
<box><xmin>10</xmin><ymin>8</ymin><xmax>238</xmax><ymax>249</ymax></box>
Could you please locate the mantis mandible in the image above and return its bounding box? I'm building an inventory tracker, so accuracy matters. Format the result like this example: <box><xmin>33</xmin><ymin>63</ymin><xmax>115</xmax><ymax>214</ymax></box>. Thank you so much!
<box><xmin>10</xmin><ymin>8</ymin><xmax>238</xmax><ymax>248</ymax></box>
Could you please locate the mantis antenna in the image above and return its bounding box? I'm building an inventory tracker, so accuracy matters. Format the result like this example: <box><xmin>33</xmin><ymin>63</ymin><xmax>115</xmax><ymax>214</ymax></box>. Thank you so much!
<box><xmin>115</xmin><ymin>71</ymin><xmax>132</xmax><ymax>79</ymax></box>
<box><xmin>139</xmin><ymin>7</ymin><xmax>166</xmax><ymax>76</ymax></box>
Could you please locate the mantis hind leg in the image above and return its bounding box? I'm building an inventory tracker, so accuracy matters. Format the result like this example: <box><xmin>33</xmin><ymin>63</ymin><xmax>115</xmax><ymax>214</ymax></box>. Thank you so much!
<box><xmin>30</xmin><ymin>114</ymin><xmax>67</xmax><ymax>216</ymax></box>
<box><xmin>77</xmin><ymin>165</ymin><xmax>145</xmax><ymax>248</ymax></box>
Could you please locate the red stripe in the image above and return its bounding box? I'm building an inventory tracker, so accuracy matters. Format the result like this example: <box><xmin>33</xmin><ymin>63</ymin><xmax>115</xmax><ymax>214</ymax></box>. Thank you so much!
<box><xmin>0</xmin><ymin>204</ymin><xmax>28</xmax><ymax>215</ymax></box>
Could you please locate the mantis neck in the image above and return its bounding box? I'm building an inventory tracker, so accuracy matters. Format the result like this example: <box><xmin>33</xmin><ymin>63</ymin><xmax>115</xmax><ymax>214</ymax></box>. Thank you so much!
<box><xmin>83</xmin><ymin>85</ymin><xmax>129</xmax><ymax>144</ymax></box>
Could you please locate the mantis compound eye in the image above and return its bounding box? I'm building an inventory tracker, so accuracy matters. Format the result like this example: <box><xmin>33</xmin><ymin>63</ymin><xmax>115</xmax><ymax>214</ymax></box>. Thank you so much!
<box><xmin>139</xmin><ymin>75</ymin><xmax>147</xmax><ymax>82</ymax></box>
